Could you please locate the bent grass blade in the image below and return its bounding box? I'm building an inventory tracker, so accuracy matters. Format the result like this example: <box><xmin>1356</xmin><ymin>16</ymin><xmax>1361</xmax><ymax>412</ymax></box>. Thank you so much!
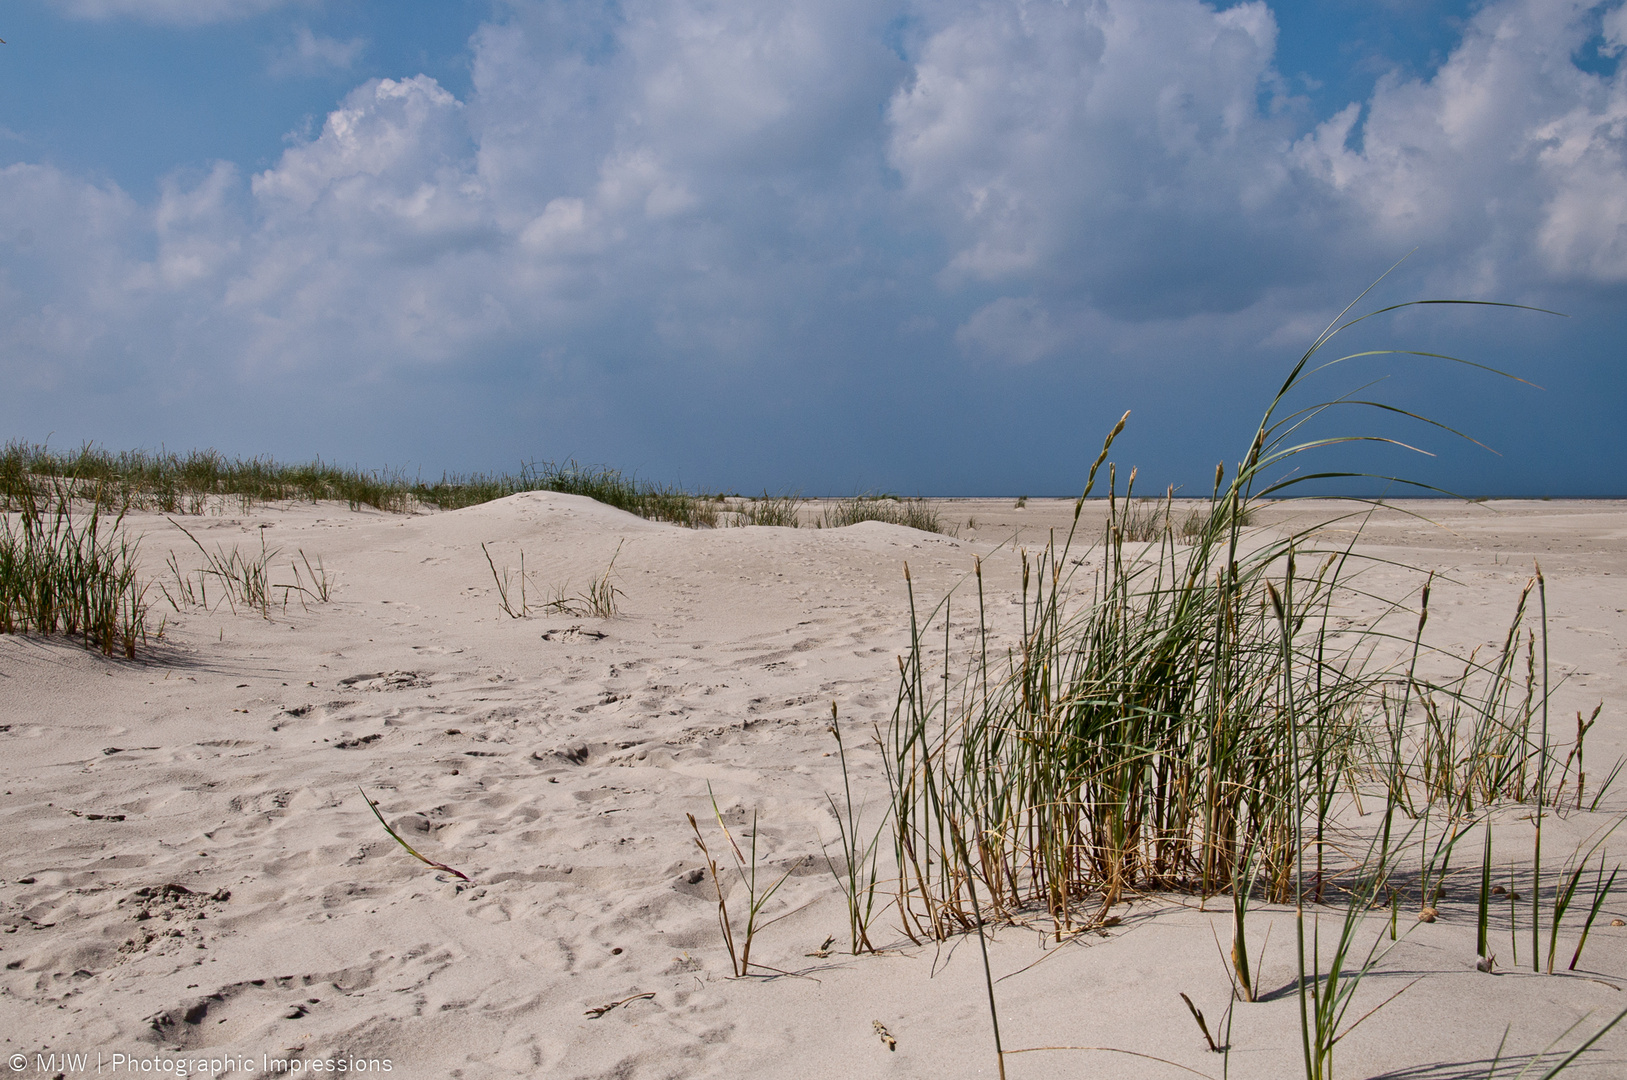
<box><xmin>360</xmin><ymin>786</ymin><xmax>471</xmax><ymax>881</ymax></box>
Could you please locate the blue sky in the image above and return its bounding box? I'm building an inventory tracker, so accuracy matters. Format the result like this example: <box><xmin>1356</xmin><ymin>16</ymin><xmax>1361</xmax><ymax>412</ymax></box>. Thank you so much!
<box><xmin>2</xmin><ymin>0</ymin><xmax>1625</xmax><ymax>496</ymax></box>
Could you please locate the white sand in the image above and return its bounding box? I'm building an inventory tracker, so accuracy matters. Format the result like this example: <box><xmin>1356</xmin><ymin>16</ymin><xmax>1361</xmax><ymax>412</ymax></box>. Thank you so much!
<box><xmin>2</xmin><ymin>495</ymin><xmax>1626</xmax><ymax>1078</ymax></box>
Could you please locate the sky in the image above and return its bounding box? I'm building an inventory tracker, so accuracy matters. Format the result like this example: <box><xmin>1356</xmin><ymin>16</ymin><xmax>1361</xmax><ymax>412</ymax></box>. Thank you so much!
<box><xmin>1</xmin><ymin>0</ymin><xmax>1625</xmax><ymax>497</ymax></box>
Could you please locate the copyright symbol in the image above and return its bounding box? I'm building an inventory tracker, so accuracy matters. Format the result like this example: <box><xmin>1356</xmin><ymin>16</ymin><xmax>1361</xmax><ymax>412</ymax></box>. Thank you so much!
<box><xmin>8</xmin><ymin>1053</ymin><xmax>25</xmax><ymax>1071</ymax></box>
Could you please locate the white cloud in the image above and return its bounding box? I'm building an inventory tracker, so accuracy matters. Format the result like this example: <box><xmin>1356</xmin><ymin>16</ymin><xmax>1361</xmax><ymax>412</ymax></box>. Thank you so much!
<box><xmin>152</xmin><ymin>161</ymin><xmax>244</xmax><ymax>289</ymax></box>
<box><xmin>233</xmin><ymin>76</ymin><xmax>502</xmax><ymax>375</ymax></box>
<box><xmin>888</xmin><ymin>0</ymin><xmax>1315</xmax><ymax>321</ymax></box>
<box><xmin>883</xmin><ymin>0</ymin><xmax>1627</xmax><ymax>334</ymax></box>
<box><xmin>267</xmin><ymin>26</ymin><xmax>367</xmax><ymax>78</ymax></box>
<box><xmin>250</xmin><ymin>77</ymin><xmax>472</xmax><ymax>216</ymax></box>
<box><xmin>1292</xmin><ymin>0</ymin><xmax>1627</xmax><ymax>290</ymax></box>
<box><xmin>1604</xmin><ymin>2</ymin><xmax>1627</xmax><ymax>55</ymax></box>
<box><xmin>0</xmin><ymin>163</ymin><xmax>152</xmax><ymax>393</ymax></box>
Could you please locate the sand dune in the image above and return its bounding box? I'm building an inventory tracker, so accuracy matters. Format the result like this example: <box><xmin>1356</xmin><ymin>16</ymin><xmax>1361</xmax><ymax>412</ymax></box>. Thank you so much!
<box><xmin>3</xmin><ymin>494</ymin><xmax>1626</xmax><ymax>1078</ymax></box>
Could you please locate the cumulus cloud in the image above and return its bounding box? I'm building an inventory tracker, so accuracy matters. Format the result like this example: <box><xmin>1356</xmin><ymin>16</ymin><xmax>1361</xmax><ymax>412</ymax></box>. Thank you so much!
<box><xmin>884</xmin><ymin>0</ymin><xmax>1627</xmax><ymax>351</ymax></box>
<box><xmin>888</xmin><ymin>0</ymin><xmax>1310</xmax><ymax>322</ymax></box>
<box><xmin>1292</xmin><ymin>0</ymin><xmax>1627</xmax><ymax>291</ymax></box>
<box><xmin>234</xmin><ymin>76</ymin><xmax>503</xmax><ymax>374</ymax></box>
<box><xmin>6</xmin><ymin>0</ymin><xmax>1627</xmax><ymax>483</ymax></box>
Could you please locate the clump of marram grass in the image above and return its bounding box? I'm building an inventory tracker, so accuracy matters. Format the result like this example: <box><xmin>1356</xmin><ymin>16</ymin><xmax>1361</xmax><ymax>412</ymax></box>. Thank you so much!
<box><xmin>885</xmin><ymin>437</ymin><xmax>1365</xmax><ymax>940</ymax></box>
<box><xmin>0</xmin><ymin>479</ymin><xmax>148</xmax><ymax>657</ymax></box>
<box><xmin>727</xmin><ymin>492</ymin><xmax>806</xmax><ymax>528</ymax></box>
<box><xmin>826</xmin><ymin>285</ymin><xmax>1624</xmax><ymax>1080</ymax></box>
<box><xmin>821</xmin><ymin>494</ymin><xmax>942</xmax><ymax>533</ymax></box>
<box><xmin>875</xmin><ymin>293</ymin><xmax>1583</xmax><ymax>940</ymax></box>
<box><xmin>1114</xmin><ymin>487</ymin><xmax>1173</xmax><ymax>542</ymax></box>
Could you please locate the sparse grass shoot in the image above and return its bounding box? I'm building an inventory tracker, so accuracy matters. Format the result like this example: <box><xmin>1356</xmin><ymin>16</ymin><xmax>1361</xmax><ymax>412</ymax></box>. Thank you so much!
<box><xmin>482</xmin><ymin>541</ymin><xmax>624</xmax><ymax>620</ymax></box>
<box><xmin>165</xmin><ymin>519</ymin><xmax>277</xmax><ymax>617</ymax></box>
<box><xmin>360</xmin><ymin>787</ymin><xmax>470</xmax><ymax>881</ymax></box>
<box><xmin>687</xmin><ymin>786</ymin><xmax>803</xmax><ymax>978</ymax></box>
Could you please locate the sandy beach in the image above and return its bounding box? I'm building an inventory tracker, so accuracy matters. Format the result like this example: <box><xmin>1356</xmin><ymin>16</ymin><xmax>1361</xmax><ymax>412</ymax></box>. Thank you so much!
<box><xmin>3</xmin><ymin>494</ymin><xmax>1626</xmax><ymax>1079</ymax></box>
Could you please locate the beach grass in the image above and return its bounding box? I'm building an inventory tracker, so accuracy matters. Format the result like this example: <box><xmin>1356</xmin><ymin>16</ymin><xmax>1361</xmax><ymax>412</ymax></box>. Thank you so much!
<box><xmin>1</xmin><ymin>442</ymin><xmax>414</xmax><ymax>513</ymax></box>
<box><xmin>0</xmin><ymin>477</ymin><xmax>149</xmax><ymax>657</ymax></box>
<box><xmin>821</xmin><ymin>494</ymin><xmax>943</xmax><ymax>533</ymax></box>
<box><xmin>688</xmin><ymin>786</ymin><xmax>804</xmax><ymax>978</ymax></box>
<box><xmin>727</xmin><ymin>492</ymin><xmax>807</xmax><ymax>528</ymax></box>
<box><xmin>481</xmin><ymin>541</ymin><xmax>624</xmax><ymax>620</ymax></box>
<box><xmin>872</xmin><ymin>296</ymin><xmax>1588</xmax><ymax>939</ymax></box>
<box><xmin>828</xmin><ymin>287</ymin><xmax>1623</xmax><ymax>1078</ymax></box>
<box><xmin>0</xmin><ymin>442</ymin><xmax>724</xmax><ymax>526</ymax></box>
<box><xmin>3</xmin><ymin>445</ymin><xmax>962</xmax><ymax>536</ymax></box>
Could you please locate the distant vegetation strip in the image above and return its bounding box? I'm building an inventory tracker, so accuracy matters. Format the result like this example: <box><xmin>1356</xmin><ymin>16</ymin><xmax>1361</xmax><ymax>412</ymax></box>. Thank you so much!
<box><xmin>0</xmin><ymin>442</ymin><xmax>956</xmax><ymax>534</ymax></box>
<box><xmin>0</xmin><ymin>441</ymin><xmax>719</xmax><ymax>526</ymax></box>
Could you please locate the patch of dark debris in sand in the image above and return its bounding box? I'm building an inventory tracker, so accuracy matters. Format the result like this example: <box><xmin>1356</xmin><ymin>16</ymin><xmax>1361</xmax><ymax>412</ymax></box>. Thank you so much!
<box><xmin>145</xmin><ymin>967</ymin><xmax>376</xmax><ymax>1047</ymax></box>
<box><xmin>66</xmin><ymin>808</ymin><xmax>127</xmax><ymax>822</ymax></box>
<box><xmin>338</xmin><ymin>671</ymin><xmax>429</xmax><ymax>691</ymax></box>
<box><xmin>542</xmin><ymin>625</ymin><xmax>607</xmax><ymax>642</ymax></box>
<box><xmin>574</xmin><ymin>692</ymin><xmax>629</xmax><ymax>712</ymax></box>
<box><xmin>332</xmin><ymin>733</ymin><xmax>383</xmax><ymax>750</ymax></box>
<box><xmin>536</xmin><ymin>741</ymin><xmax>593</xmax><ymax>765</ymax></box>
